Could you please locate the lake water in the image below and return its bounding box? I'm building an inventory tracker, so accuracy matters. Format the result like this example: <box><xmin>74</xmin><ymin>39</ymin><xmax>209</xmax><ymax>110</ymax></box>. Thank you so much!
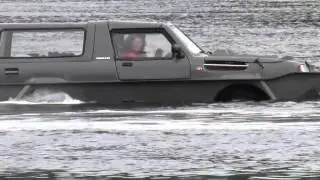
<box><xmin>1</xmin><ymin>0</ymin><xmax>320</xmax><ymax>179</ymax></box>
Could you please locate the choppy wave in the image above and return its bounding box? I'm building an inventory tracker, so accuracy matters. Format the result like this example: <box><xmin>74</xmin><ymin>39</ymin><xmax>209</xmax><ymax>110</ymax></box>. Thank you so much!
<box><xmin>0</xmin><ymin>119</ymin><xmax>320</xmax><ymax>131</ymax></box>
<box><xmin>0</xmin><ymin>89</ymin><xmax>83</xmax><ymax>105</ymax></box>
<box><xmin>0</xmin><ymin>101</ymin><xmax>319</xmax><ymax>131</ymax></box>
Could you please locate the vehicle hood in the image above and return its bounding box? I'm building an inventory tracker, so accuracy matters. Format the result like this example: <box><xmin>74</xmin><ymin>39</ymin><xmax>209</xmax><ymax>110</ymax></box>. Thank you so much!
<box><xmin>204</xmin><ymin>49</ymin><xmax>292</xmax><ymax>63</ymax></box>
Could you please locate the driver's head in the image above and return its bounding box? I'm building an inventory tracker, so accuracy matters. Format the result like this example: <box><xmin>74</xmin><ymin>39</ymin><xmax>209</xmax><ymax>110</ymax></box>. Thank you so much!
<box><xmin>132</xmin><ymin>36</ymin><xmax>144</xmax><ymax>52</ymax></box>
<box><xmin>126</xmin><ymin>34</ymin><xmax>145</xmax><ymax>52</ymax></box>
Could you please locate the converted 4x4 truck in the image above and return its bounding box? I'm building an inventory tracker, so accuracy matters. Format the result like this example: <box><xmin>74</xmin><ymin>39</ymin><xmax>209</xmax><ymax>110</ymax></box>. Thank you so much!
<box><xmin>0</xmin><ymin>20</ymin><xmax>318</xmax><ymax>105</ymax></box>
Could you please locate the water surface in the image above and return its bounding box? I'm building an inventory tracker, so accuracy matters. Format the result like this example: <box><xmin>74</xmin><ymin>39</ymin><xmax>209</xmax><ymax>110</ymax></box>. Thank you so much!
<box><xmin>1</xmin><ymin>0</ymin><xmax>320</xmax><ymax>179</ymax></box>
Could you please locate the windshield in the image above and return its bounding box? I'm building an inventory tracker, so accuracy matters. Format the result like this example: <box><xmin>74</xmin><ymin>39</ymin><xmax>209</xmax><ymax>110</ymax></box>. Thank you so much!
<box><xmin>169</xmin><ymin>25</ymin><xmax>202</xmax><ymax>55</ymax></box>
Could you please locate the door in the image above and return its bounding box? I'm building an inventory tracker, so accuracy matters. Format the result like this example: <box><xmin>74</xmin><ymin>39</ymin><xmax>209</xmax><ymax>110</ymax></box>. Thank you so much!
<box><xmin>111</xmin><ymin>29</ymin><xmax>191</xmax><ymax>80</ymax></box>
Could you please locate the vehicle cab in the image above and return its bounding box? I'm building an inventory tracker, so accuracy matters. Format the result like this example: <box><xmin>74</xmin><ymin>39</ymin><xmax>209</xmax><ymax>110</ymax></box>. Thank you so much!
<box><xmin>106</xmin><ymin>21</ymin><xmax>193</xmax><ymax>81</ymax></box>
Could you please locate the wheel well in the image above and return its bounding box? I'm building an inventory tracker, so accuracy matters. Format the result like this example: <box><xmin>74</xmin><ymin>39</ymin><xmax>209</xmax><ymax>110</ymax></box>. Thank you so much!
<box><xmin>214</xmin><ymin>84</ymin><xmax>270</xmax><ymax>102</ymax></box>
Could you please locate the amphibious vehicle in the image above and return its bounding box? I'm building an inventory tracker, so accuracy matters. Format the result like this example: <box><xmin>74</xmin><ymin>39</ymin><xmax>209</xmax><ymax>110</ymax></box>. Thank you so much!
<box><xmin>0</xmin><ymin>20</ymin><xmax>319</xmax><ymax>105</ymax></box>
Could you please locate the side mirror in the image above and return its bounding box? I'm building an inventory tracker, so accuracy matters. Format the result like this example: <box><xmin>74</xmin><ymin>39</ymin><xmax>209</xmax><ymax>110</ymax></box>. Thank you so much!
<box><xmin>172</xmin><ymin>44</ymin><xmax>185</xmax><ymax>59</ymax></box>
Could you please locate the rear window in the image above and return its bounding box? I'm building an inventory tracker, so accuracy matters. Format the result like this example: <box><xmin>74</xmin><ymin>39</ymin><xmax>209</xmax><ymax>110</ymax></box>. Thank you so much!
<box><xmin>9</xmin><ymin>29</ymin><xmax>85</xmax><ymax>58</ymax></box>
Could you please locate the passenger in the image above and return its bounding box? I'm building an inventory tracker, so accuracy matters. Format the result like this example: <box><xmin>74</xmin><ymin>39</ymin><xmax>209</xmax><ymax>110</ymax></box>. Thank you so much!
<box><xmin>122</xmin><ymin>34</ymin><xmax>146</xmax><ymax>59</ymax></box>
<box><xmin>155</xmin><ymin>48</ymin><xmax>164</xmax><ymax>57</ymax></box>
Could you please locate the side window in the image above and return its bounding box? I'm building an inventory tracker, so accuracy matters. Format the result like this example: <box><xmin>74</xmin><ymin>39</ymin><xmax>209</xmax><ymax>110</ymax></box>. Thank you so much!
<box><xmin>0</xmin><ymin>32</ymin><xmax>1</xmax><ymax>50</ymax></box>
<box><xmin>0</xmin><ymin>32</ymin><xmax>4</xmax><ymax>58</ymax></box>
<box><xmin>10</xmin><ymin>29</ymin><xmax>85</xmax><ymax>58</ymax></box>
<box><xmin>112</xmin><ymin>31</ymin><xmax>173</xmax><ymax>60</ymax></box>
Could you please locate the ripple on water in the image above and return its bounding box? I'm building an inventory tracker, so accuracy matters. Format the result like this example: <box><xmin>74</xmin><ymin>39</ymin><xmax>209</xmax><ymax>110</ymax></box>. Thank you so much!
<box><xmin>0</xmin><ymin>127</ymin><xmax>320</xmax><ymax>179</ymax></box>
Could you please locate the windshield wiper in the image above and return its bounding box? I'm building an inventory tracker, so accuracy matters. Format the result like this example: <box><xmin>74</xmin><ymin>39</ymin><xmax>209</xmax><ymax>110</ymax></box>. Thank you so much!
<box><xmin>200</xmin><ymin>50</ymin><xmax>213</xmax><ymax>55</ymax></box>
<box><xmin>206</xmin><ymin>51</ymin><xmax>213</xmax><ymax>55</ymax></box>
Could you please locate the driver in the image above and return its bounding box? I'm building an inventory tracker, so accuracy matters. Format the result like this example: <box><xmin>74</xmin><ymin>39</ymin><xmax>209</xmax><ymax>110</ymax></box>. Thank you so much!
<box><xmin>122</xmin><ymin>34</ymin><xmax>146</xmax><ymax>59</ymax></box>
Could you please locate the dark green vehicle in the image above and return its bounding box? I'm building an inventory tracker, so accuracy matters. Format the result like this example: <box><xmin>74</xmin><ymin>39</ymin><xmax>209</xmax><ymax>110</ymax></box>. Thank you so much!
<box><xmin>0</xmin><ymin>20</ymin><xmax>318</xmax><ymax>105</ymax></box>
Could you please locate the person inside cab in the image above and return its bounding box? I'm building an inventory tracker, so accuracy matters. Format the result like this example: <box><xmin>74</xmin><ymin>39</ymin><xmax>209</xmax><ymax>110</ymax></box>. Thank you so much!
<box><xmin>122</xmin><ymin>34</ymin><xmax>146</xmax><ymax>59</ymax></box>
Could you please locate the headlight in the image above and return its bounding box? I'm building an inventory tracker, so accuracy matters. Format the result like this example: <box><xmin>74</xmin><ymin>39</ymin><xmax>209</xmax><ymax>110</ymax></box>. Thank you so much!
<box><xmin>298</xmin><ymin>63</ymin><xmax>310</xmax><ymax>72</ymax></box>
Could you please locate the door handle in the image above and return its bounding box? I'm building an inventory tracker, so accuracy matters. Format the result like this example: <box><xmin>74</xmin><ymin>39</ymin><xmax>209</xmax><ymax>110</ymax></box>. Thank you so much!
<box><xmin>122</xmin><ymin>62</ymin><xmax>133</xmax><ymax>67</ymax></box>
<box><xmin>5</xmin><ymin>68</ymin><xmax>19</xmax><ymax>75</ymax></box>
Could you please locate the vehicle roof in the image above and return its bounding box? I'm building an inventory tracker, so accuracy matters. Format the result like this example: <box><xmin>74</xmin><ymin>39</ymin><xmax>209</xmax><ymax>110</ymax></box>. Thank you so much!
<box><xmin>107</xmin><ymin>20</ymin><xmax>163</xmax><ymax>29</ymax></box>
<box><xmin>0</xmin><ymin>22</ymin><xmax>88</xmax><ymax>29</ymax></box>
<box><xmin>0</xmin><ymin>20</ymin><xmax>165</xmax><ymax>30</ymax></box>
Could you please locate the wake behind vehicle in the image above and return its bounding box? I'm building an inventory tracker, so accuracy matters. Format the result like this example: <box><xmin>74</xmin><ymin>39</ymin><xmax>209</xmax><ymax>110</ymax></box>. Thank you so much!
<box><xmin>0</xmin><ymin>20</ymin><xmax>319</xmax><ymax>105</ymax></box>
